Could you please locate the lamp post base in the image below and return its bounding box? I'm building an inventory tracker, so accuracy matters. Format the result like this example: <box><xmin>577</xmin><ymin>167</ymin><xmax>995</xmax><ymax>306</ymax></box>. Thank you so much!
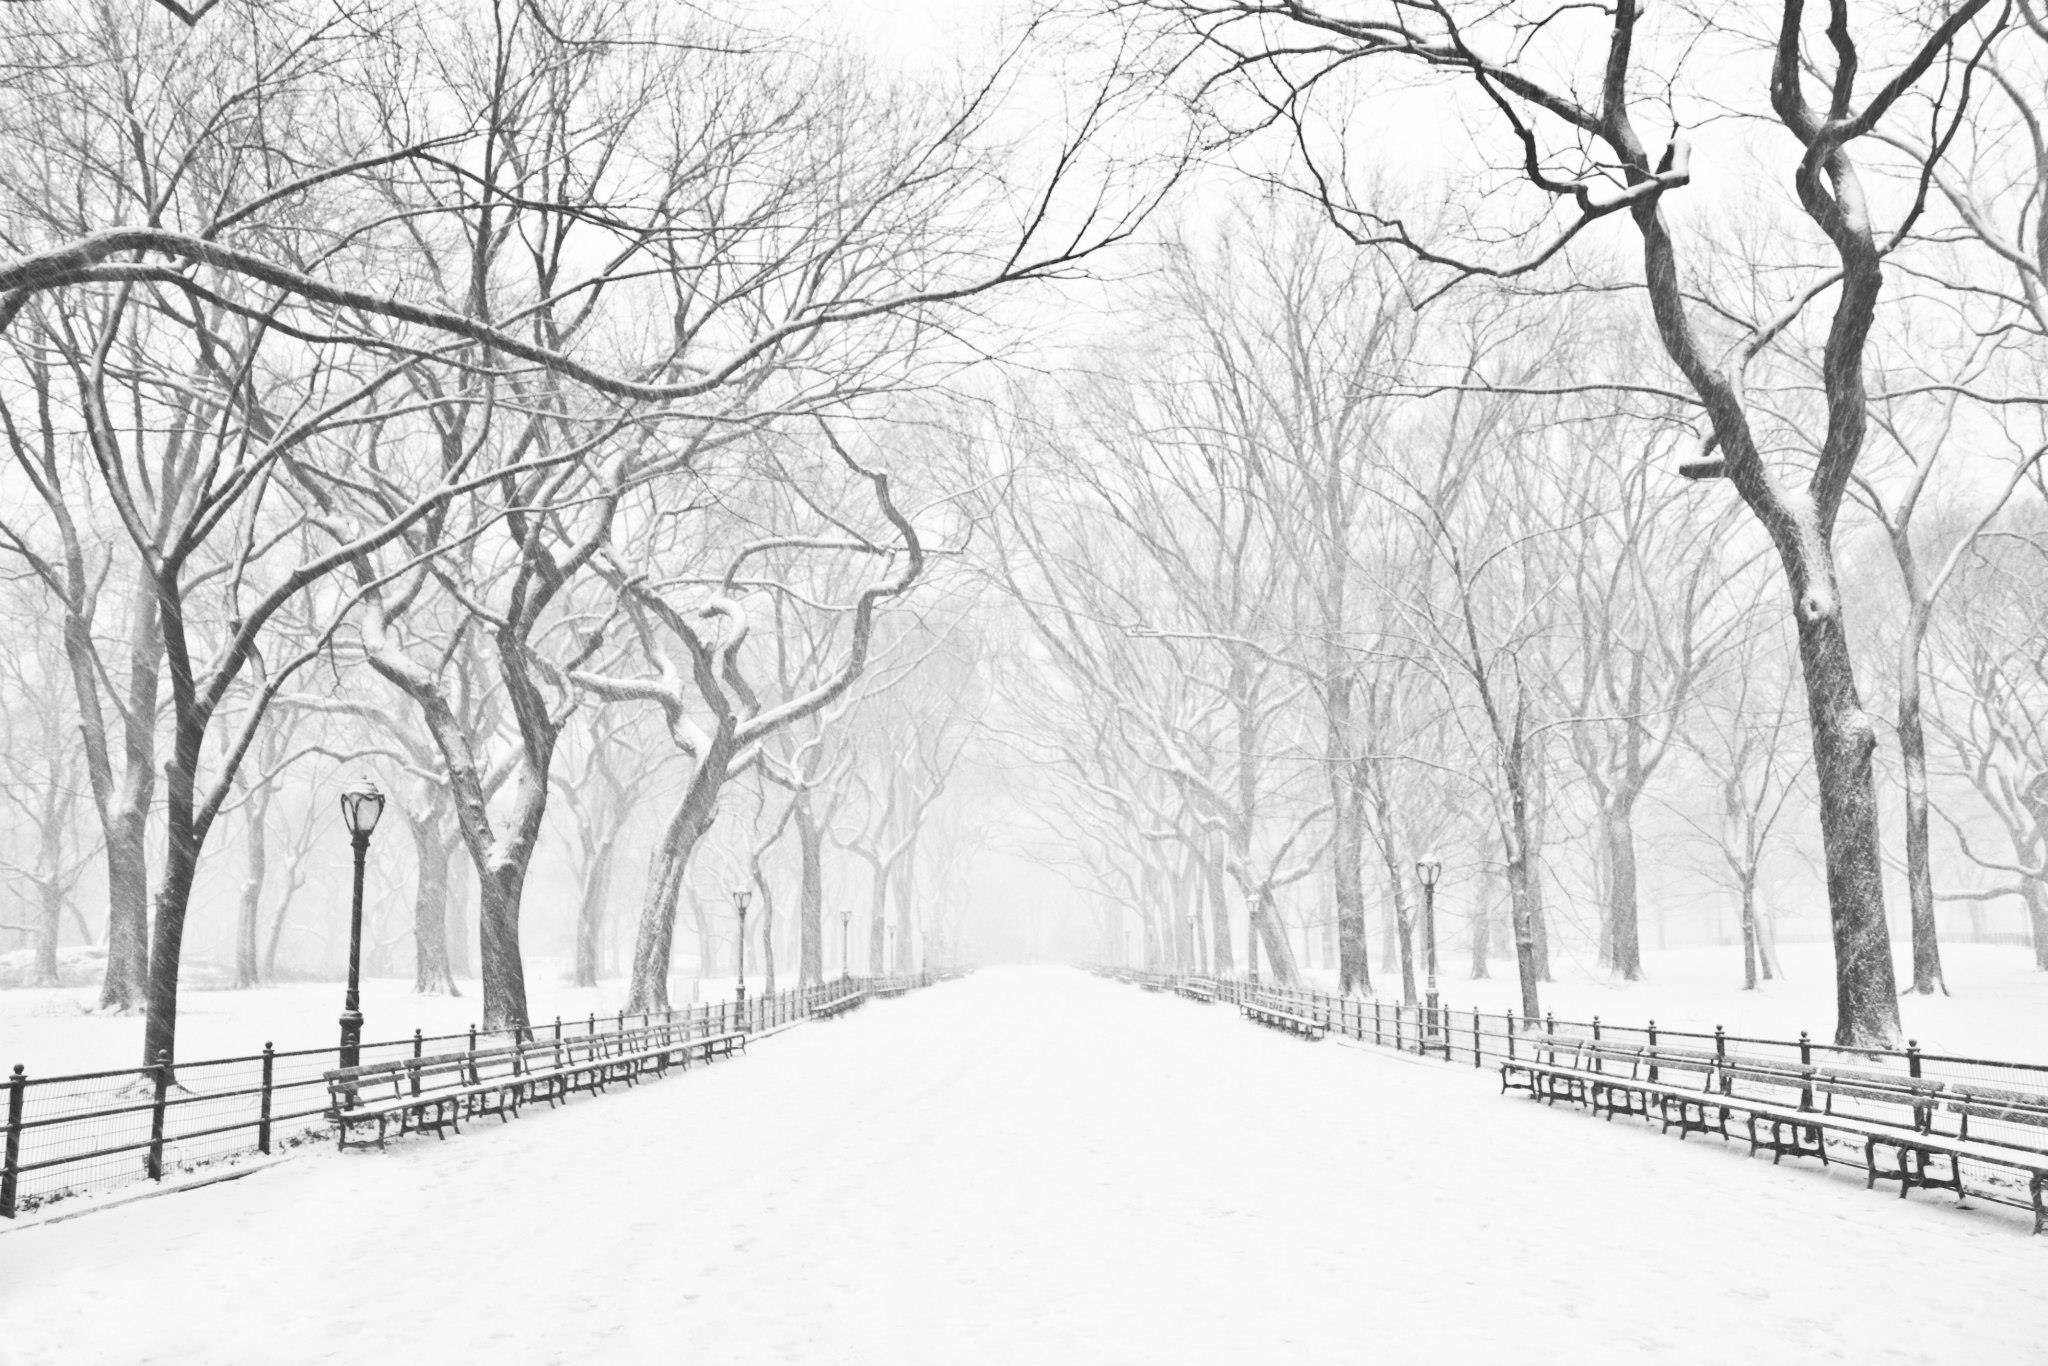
<box><xmin>338</xmin><ymin>1010</ymin><xmax>364</xmax><ymax>1071</ymax></box>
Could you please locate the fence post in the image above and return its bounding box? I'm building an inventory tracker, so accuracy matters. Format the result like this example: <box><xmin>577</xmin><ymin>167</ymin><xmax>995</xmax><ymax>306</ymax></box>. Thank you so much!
<box><xmin>1647</xmin><ymin>1020</ymin><xmax>1659</xmax><ymax>1084</ymax></box>
<box><xmin>1714</xmin><ymin>1025</ymin><xmax>1729</xmax><ymax>1094</ymax></box>
<box><xmin>1505</xmin><ymin>1011</ymin><xmax>1516</xmax><ymax>1063</ymax></box>
<box><xmin>1907</xmin><ymin>1039</ymin><xmax>1928</xmax><ymax>1129</ymax></box>
<box><xmin>146</xmin><ymin>1050</ymin><xmax>170</xmax><ymax>1182</ymax></box>
<box><xmin>554</xmin><ymin>1016</ymin><xmax>563</xmax><ymax>1043</ymax></box>
<box><xmin>259</xmin><ymin>1044</ymin><xmax>275</xmax><ymax>1154</ymax></box>
<box><xmin>469</xmin><ymin>1024</ymin><xmax>479</xmax><ymax>1056</ymax></box>
<box><xmin>1373</xmin><ymin>999</ymin><xmax>1383</xmax><ymax>1046</ymax></box>
<box><xmin>3</xmin><ymin>1064</ymin><xmax>25</xmax><ymax>1218</ymax></box>
<box><xmin>1395</xmin><ymin>1004</ymin><xmax>1405</xmax><ymax>1053</ymax></box>
<box><xmin>1591</xmin><ymin>1016</ymin><xmax>1602</xmax><ymax>1073</ymax></box>
<box><xmin>1471</xmin><ymin>1008</ymin><xmax>1481</xmax><ymax>1068</ymax></box>
<box><xmin>1798</xmin><ymin>1030</ymin><xmax>1813</xmax><ymax>1111</ymax></box>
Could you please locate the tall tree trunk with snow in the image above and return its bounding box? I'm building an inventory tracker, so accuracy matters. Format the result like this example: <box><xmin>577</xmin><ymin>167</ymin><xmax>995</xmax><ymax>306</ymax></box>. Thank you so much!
<box><xmin>235</xmin><ymin>792</ymin><xmax>268</xmax><ymax>989</ymax></box>
<box><xmin>1598</xmin><ymin>794</ymin><xmax>1644</xmax><ymax>981</ymax></box>
<box><xmin>406</xmin><ymin>811</ymin><xmax>458</xmax><ymax>997</ymax></box>
<box><xmin>1331</xmin><ymin>752</ymin><xmax>1371</xmax><ymax>994</ymax></box>
<box><xmin>1383</xmin><ymin>859</ymin><xmax>1417</xmax><ymax>1005</ymax></box>
<box><xmin>868</xmin><ymin>865</ymin><xmax>888</xmax><ymax>975</ymax></box>
<box><xmin>795</xmin><ymin>790</ymin><xmax>825</xmax><ymax>985</ymax></box>
<box><xmin>1249</xmin><ymin>887</ymin><xmax>1300</xmax><ymax>986</ymax></box>
<box><xmin>1501</xmin><ymin>753</ymin><xmax>1543</xmax><ymax>1024</ymax></box>
<box><xmin>625</xmin><ymin>748</ymin><xmax>732</xmax><ymax>1012</ymax></box>
<box><xmin>1896</xmin><ymin>611</ymin><xmax>1945</xmax><ymax>994</ymax></box>
<box><xmin>1467</xmin><ymin>891</ymin><xmax>1490</xmax><ymax>981</ymax></box>
<box><xmin>1739</xmin><ymin>870</ymin><xmax>1761</xmax><ymax>991</ymax></box>
<box><xmin>2024</xmin><ymin>874</ymin><xmax>2048</xmax><ymax>972</ymax></box>
<box><xmin>1203</xmin><ymin>845</ymin><xmax>1234</xmax><ymax>975</ymax></box>
<box><xmin>572</xmin><ymin>834</ymin><xmax>615</xmax><ymax>990</ymax></box>
<box><xmin>32</xmin><ymin>881</ymin><xmax>62</xmax><ymax>986</ymax></box>
<box><xmin>60</xmin><ymin>577</ymin><xmax>160</xmax><ymax>1014</ymax></box>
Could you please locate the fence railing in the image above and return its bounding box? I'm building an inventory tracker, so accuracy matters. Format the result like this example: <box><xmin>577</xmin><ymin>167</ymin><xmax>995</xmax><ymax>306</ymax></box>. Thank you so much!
<box><xmin>3</xmin><ymin>970</ymin><xmax>938</xmax><ymax>1219</ymax></box>
<box><xmin>1097</xmin><ymin>966</ymin><xmax>2048</xmax><ymax>1213</ymax></box>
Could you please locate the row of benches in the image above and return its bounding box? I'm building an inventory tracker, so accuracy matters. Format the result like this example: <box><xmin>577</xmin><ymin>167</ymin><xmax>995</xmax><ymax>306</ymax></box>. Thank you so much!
<box><xmin>324</xmin><ymin>1021</ymin><xmax>747</xmax><ymax>1151</ymax></box>
<box><xmin>1240</xmin><ymin>995</ymin><xmax>1328</xmax><ymax>1041</ymax></box>
<box><xmin>1503</xmin><ymin>1035</ymin><xmax>2048</xmax><ymax>1233</ymax></box>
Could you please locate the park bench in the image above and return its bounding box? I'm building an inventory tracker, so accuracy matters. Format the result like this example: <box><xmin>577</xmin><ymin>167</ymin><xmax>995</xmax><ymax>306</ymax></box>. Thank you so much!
<box><xmin>1176</xmin><ymin>979</ymin><xmax>1217</xmax><ymax>1005</ymax></box>
<box><xmin>325</xmin><ymin>1052</ymin><xmax>518</xmax><ymax>1150</ymax></box>
<box><xmin>812</xmin><ymin>991</ymin><xmax>866</xmax><ymax>1021</ymax></box>
<box><xmin>326</xmin><ymin>1022</ymin><xmax>748</xmax><ymax>1151</ymax></box>
<box><xmin>1498</xmin><ymin>1036</ymin><xmax>2048</xmax><ymax>1232</ymax></box>
<box><xmin>1241</xmin><ymin>997</ymin><xmax>1327</xmax><ymax>1040</ymax></box>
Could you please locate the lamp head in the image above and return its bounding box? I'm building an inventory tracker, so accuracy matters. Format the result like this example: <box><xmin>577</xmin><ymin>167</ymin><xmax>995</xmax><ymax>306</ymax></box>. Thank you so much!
<box><xmin>1416</xmin><ymin>855</ymin><xmax>1441</xmax><ymax>888</ymax></box>
<box><xmin>339</xmin><ymin>778</ymin><xmax>386</xmax><ymax>838</ymax></box>
<box><xmin>732</xmin><ymin>887</ymin><xmax>752</xmax><ymax>914</ymax></box>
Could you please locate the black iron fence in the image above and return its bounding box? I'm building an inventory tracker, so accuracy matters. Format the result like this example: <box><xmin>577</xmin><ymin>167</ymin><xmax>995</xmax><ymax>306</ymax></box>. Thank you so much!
<box><xmin>3</xmin><ymin>971</ymin><xmax>936</xmax><ymax>1219</ymax></box>
<box><xmin>1100</xmin><ymin>967</ymin><xmax>2048</xmax><ymax>1214</ymax></box>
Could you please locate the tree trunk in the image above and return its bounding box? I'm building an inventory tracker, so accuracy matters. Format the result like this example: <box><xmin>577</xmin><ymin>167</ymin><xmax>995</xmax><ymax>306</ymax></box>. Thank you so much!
<box><xmin>235</xmin><ymin>796</ymin><xmax>267</xmax><ymax>989</ymax></box>
<box><xmin>2024</xmin><ymin>877</ymin><xmax>2048</xmax><ymax>972</ymax></box>
<box><xmin>795</xmin><ymin>792</ymin><xmax>825</xmax><ymax>986</ymax></box>
<box><xmin>1739</xmin><ymin>874</ymin><xmax>1760</xmax><ymax>991</ymax></box>
<box><xmin>572</xmin><ymin>833</ymin><xmax>615</xmax><ymax>990</ymax></box>
<box><xmin>476</xmin><ymin>857</ymin><xmax>533</xmax><ymax>1037</ymax></box>
<box><xmin>1331</xmin><ymin>730</ymin><xmax>1371</xmax><ymax>996</ymax></box>
<box><xmin>1385</xmin><ymin>865</ymin><xmax>1417</xmax><ymax>1005</ymax></box>
<box><xmin>1600</xmin><ymin>795</ymin><xmax>1645</xmax><ymax>981</ymax></box>
<box><xmin>624</xmin><ymin>755</ymin><xmax>728</xmax><ymax>1012</ymax></box>
<box><xmin>1897</xmin><ymin>655</ymin><xmax>1945</xmax><ymax>994</ymax></box>
<box><xmin>96</xmin><ymin>810</ymin><xmax>151</xmax><ymax>1012</ymax></box>
<box><xmin>868</xmin><ymin>862</ymin><xmax>888</xmax><ymax>975</ymax></box>
<box><xmin>1203</xmin><ymin>845</ymin><xmax>1234</xmax><ymax>975</ymax></box>
<box><xmin>1796</xmin><ymin>602</ymin><xmax>1903</xmax><ymax>1046</ymax></box>
<box><xmin>1502</xmin><ymin>765</ymin><xmax>1542</xmax><ymax>1024</ymax></box>
<box><xmin>446</xmin><ymin>854</ymin><xmax>474</xmax><ymax>980</ymax></box>
<box><xmin>75</xmin><ymin>588</ymin><xmax>159</xmax><ymax>1016</ymax></box>
<box><xmin>410</xmin><ymin>819</ymin><xmax>458</xmax><ymax>996</ymax></box>
<box><xmin>1467</xmin><ymin>888</ymin><xmax>1490</xmax><ymax>981</ymax></box>
<box><xmin>1251</xmin><ymin>887</ymin><xmax>1300</xmax><ymax>986</ymax></box>
<box><xmin>32</xmin><ymin>879</ymin><xmax>62</xmax><ymax>986</ymax></box>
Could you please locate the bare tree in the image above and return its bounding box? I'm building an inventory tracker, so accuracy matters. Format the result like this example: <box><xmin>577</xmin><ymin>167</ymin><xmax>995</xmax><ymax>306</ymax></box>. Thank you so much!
<box><xmin>1137</xmin><ymin>0</ymin><xmax>2006</xmax><ymax>1044</ymax></box>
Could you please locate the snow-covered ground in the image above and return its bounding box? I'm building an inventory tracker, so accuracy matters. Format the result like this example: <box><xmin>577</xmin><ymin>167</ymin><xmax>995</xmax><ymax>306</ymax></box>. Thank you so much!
<box><xmin>0</xmin><ymin>969</ymin><xmax>749</xmax><ymax>1078</ymax></box>
<box><xmin>2</xmin><ymin>967</ymin><xmax>2038</xmax><ymax>1365</ymax></box>
<box><xmin>1304</xmin><ymin>942</ymin><xmax>2048</xmax><ymax>1058</ymax></box>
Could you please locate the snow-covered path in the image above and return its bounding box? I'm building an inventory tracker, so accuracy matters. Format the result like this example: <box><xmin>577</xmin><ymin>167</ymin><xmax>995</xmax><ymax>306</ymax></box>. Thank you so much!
<box><xmin>3</xmin><ymin>967</ymin><xmax>2041</xmax><ymax>1365</ymax></box>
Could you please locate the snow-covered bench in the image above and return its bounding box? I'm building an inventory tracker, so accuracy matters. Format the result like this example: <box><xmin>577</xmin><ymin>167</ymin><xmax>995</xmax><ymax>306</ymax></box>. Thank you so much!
<box><xmin>1241</xmin><ymin>998</ymin><xmax>1327</xmax><ymax>1040</ymax></box>
<box><xmin>1502</xmin><ymin>1038</ymin><xmax>2048</xmax><ymax>1232</ymax></box>
<box><xmin>812</xmin><ymin>991</ymin><xmax>866</xmax><ymax>1021</ymax></box>
<box><xmin>1176</xmin><ymin>979</ymin><xmax>1217</xmax><ymax>1004</ymax></box>
<box><xmin>325</xmin><ymin>1021</ymin><xmax>747</xmax><ymax>1151</ymax></box>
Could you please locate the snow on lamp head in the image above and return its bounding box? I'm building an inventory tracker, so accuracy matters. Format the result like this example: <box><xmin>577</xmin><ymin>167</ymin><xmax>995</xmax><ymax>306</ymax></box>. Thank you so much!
<box><xmin>1416</xmin><ymin>855</ymin><xmax>1441</xmax><ymax>888</ymax></box>
<box><xmin>339</xmin><ymin>778</ymin><xmax>385</xmax><ymax>839</ymax></box>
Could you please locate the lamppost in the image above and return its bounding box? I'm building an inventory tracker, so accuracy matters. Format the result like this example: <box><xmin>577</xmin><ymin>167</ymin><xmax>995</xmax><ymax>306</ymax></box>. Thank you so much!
<box><xmin>337</xmin><ymin>778</ymin><xmax>386</xmax><ymax>1070</ymax></box>
<box><xmin>840</xmin><ymin>907</ymin><xmax>852</xmax><ymax>981</ymax></box>
<box><xmin>1417</xmin><ymin>855</ymin><xmax>1442</xmax><ymax>1047</ymax></box>
<box><xmin>733</xmin><ymin>887</ymin><xmax>751</xmax><ymax>1012</ymax></box>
